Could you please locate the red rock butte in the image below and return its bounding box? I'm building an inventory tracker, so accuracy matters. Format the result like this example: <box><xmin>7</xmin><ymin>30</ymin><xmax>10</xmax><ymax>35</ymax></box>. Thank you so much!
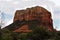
<box><xmin>13</xmin><ymin>6</ymin><xmax>53</xmax><ymax>32</ymax></box>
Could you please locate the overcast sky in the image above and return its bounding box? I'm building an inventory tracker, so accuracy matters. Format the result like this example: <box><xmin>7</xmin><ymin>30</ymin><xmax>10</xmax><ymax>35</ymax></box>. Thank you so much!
<box><xmin>0</xmin><ymin>0</ymin><xmax>60</xmax><ymax>30</ymax></box>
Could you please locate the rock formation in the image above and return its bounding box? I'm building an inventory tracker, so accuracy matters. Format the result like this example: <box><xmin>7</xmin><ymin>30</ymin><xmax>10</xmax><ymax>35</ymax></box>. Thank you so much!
<box><xmin>13</xmin><ymin>6</ymin><xmax>53</xmax><ymax>32</ymax></box>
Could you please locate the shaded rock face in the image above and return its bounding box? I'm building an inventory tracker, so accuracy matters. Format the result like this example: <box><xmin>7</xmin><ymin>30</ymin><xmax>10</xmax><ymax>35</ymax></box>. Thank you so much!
<box><xmin>14</xmin><ymin>6</ymin><xmax>53</xmax><ymax>32</ymax></box>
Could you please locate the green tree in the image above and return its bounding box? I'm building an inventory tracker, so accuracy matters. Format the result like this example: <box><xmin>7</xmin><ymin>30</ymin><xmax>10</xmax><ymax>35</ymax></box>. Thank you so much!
<box><xmin>54</xmin><ymin>31</ymin><xmax>60</xmax><ymax>40</ymax></box>
<box><xmin>1</xmin><ymin>29</ymin><xmax>14</xmax><ymax>40</ymax></box>
<box><xmin>27</xmin><ymin>26</ymin><xmax>53</xmax><ymax>40</ymax></box>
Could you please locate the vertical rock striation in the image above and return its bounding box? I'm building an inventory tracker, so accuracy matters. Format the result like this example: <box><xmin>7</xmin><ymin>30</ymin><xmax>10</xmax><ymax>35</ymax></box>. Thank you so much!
<box><xmin>13</xmin><ymin>6</ymin><xmax>53</xmax><ymax>32</ymax></box>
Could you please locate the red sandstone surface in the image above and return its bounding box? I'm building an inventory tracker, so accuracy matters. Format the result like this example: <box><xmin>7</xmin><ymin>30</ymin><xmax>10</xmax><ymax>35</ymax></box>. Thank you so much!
<box><xmin>13</xmin><ymin>6</ymin><xmax>53</xmax><ymax>32</ymax></box>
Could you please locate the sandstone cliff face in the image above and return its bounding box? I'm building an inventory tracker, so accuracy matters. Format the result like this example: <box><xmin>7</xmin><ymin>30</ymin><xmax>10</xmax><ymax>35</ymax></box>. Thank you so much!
<box><xmin>13</xmin><ymin>6</ymin><xmax>53</xmax><ymax>32</ymax></box>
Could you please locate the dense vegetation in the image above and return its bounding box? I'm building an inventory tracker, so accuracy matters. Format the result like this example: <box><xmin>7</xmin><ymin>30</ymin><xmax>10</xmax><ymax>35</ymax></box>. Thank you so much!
<box><xmin>1</xmin><ymin>25</ymin><xmax>60</xmax><ymax>40</ymax></box>
<box><xmin>1</xmin><ymin>20</ymin><xmax>60</xmax><ymax>40</ymax></box>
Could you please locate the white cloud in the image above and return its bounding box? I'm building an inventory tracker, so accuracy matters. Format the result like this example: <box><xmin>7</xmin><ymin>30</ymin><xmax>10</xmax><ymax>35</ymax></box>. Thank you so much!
<box><xmin>13</xmin><ymin>1</ymin><xmax>19</xmax><ymax>4</ymax></box>
<box><xmin>53</xmin><ymin>6</ymin><xmax>60</xmax><ymax>30</ymax></box>
<box><xmin>53</xmin><ymin>6</ymin><xmax>60</xmax><ymax>20</ymax></box>
<box><xmin>1</xmin><ymin>19</ymin><xmax>13</xmax><ymax>29</ymax></box>
<box><xmin>51</xmin><ymin>0</ymin><xmax>60</xmax><ymax>6</ymax></box>
<box><xmin>22</xmin><ymin>0</ymin><xmax>31</xmax><ymax>1</ymax></box>
<box><xmin>0</xmin><ymin>0</ymin><xmax>55</xmax><ymax>15</ymax></box>
<box><xmin>6</xmin><ymin>0</ymin><xmax>12</xmax><ymax>1</ymax></box>
<box><xmin>54</xmin><ymin>14</ymin><xmax>60</xmax><ymax>20</ymax></box>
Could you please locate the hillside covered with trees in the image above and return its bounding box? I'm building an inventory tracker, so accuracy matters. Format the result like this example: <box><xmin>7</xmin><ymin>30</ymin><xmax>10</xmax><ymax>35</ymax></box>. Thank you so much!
<box><xmin>1</xmin><ymin>25</ymin><xmax>60</xmax><ymax>40</ymax></box>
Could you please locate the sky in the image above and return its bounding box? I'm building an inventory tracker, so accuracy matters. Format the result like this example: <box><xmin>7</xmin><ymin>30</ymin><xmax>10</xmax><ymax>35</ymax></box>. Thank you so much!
<box><xmin>0</xmin><ymin>0</ymin><xmax>60</xmax><ymax>30</ymax></box>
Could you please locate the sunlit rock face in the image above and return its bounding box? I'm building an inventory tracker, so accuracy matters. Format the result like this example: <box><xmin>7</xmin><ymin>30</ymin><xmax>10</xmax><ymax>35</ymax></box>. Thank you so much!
<box><xmin>13</xmin><ymin>6</ymin><xmax>53</xmax><ymax>32</ymax></box>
